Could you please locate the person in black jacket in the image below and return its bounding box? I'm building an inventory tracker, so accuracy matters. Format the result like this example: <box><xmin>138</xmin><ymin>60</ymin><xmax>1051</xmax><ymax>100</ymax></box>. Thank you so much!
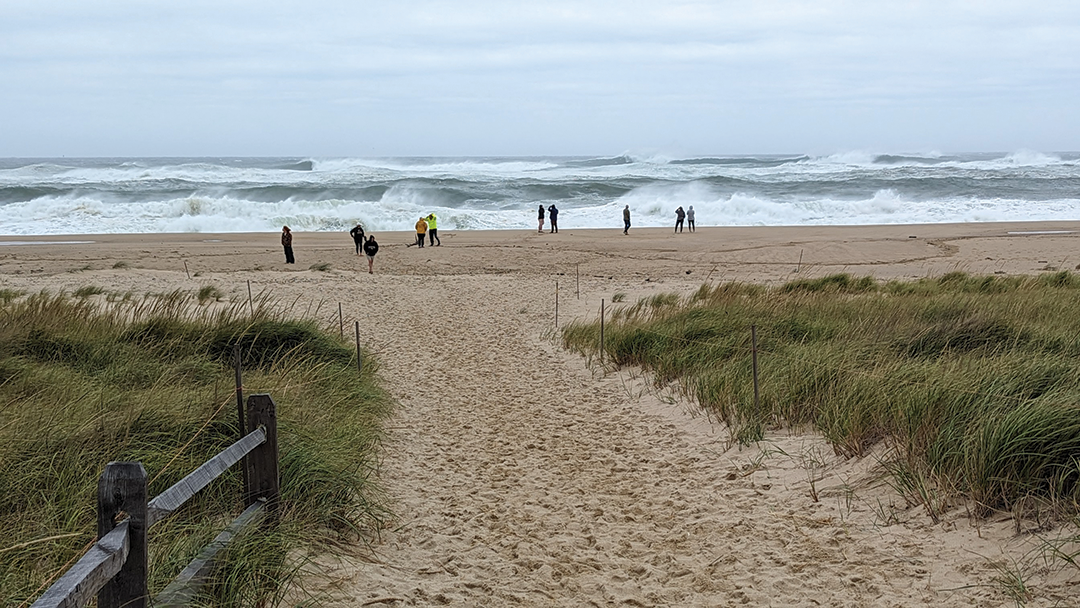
<box><xmin>349</xmin><ymin>223</ymin><xmax>366</xmax><ymax>255</ymax></box>
<box><xmin>548</xmin><ymin>204</ymin><xmax>559</xmax><ymax>233</ymax></box>
<box><xmin>674</xmin><ymin>207</ymin><xmax>685</xmax><ymax>233</ymax></box>
<box><xmin>362</xmin><ymin>235</ymin><xmax>379</xmax><ymax>274</ymax></box>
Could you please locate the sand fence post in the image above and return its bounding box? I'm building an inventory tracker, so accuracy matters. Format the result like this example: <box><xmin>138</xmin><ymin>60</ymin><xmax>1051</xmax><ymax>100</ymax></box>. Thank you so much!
<box><xmin>751</xmin><ymin>325</ymin><xmax>760</xmax><ymax>412</ymax></box>
<box><xmin>555</xmin><ymin>281</ymin><xmax>559</xmax><ymax>329</ymax></box>
<box><xmin>183</xmin><ymin>260</ymin><xmax>190</xmax><ymax>280</ymax></box>
<box><xmin>355</xmin><ymin>321</ymin><xmax>362</xmax><ymax>375</ymax></box>
<box><xmin>600</xmin><ymin>298</ymin><xmax>605</xmax><ymax>365</ymax></box>
<box><xmin>576</xmin><ymin>263</ymin><xmax>580</xmax><ymax>299</ymax></box>
<box><xmin>247</xmin><ymin>280</ymin><xmax>254</xmax><ymax>315</ymax></box>
<box><xmin>338</xmin><ymin>303</ymin><xmax>343</xmax><ymax>339</ymax></box>
<box><xmin>233</xmin><ymin>344</ymin><xmax>249</xmax><ymax>494</ymax></box>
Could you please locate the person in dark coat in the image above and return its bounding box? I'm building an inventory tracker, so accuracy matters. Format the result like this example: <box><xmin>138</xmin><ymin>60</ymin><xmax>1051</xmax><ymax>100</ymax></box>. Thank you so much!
<box><xmin>281</xmin><ymin>225</ymin><xmax>295</xmax><ymax>263</ymax></box>
<box><xmin>362</xmin><ymin>235</ymin><xmax>379</xmax><ymax>274</ymax></box>
<box><xmin>623</xmin><ymin>205</ymin><xmax>631</xmax><ymax>235</ymax></box>
<box><xmin>537</xmin><ymin>204</ymin><xmax>545</xmax><ymax>233</ymax></box>
<box><xmin>349</xmin><ymin>223</ymin><xmax>366</xmax><ymax>255</ymax></box>
<box><xmin>548</xmin><ymin>204</ymin><xmax>559</xmax><ymax>233</ymax></box>
<box><xmin>674</xmin><ymin>207</ymin><xmax>685</xmax><ymax>233</ymax></box>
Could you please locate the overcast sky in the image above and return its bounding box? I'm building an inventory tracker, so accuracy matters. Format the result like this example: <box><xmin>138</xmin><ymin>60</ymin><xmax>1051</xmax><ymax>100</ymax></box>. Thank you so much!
<box><xmin>2</xmin><ymin>1</ymin><xmax>1078</xmax><ymax>157</ymax></box>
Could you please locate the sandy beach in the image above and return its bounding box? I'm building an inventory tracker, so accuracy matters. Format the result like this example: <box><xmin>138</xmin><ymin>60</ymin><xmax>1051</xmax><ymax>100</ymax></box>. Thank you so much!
<box><xmin>4</xmin><ymin>222</ymin><xmax>1080</xmax><ymax>606</ymax></box>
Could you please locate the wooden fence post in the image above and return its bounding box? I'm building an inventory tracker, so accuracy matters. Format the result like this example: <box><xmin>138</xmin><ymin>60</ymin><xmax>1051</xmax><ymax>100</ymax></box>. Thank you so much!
<box><xmin>751</xmin><ymin>325</ymin><xmax>760</xmax><ymax>412</ymax></box>
<box><xmin>555</xmin><ymin>281</ymin><xmax>559</xmax><ymax>329</ymax></box>
<box><xmin>339</xmin><ymin>302</ymin><xmax>344</xmax><ymax>339</ymax></box>
<box><xmin>245</xmin><ymin>395</ymin><xmax>280</xmax><ymax>520</ymax></box>
<box><xmin>98</xmin><ymin>462</ymin><xmax>148</xmax><ymax>608</ymax></box>
<box><xmin>600</xmin><ymin>299</ymin><xmax>605</xmax><ymax>364</ymax></box>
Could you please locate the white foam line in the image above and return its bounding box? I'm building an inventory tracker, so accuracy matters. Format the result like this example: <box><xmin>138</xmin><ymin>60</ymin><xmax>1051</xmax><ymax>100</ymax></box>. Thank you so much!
<box><xmin>1006</xmin><ymin>231</ymin><xmax>1077</xmax><ymax>235</ymax></box>
<box><xmin>0</xmin><ymin>240</ymin><xmax>96</xmax><ymax>246</ymax></box>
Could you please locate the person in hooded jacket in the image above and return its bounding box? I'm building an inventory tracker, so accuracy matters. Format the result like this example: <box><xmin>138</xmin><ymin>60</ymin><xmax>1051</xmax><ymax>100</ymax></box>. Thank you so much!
<box><xmin>362</xmin><ymin>235</ymin><xmax>379</xmax><ymax>274</ymax></box>
<box><xmin>674</xmin><ymin>207</ymin><xmax>685</xmax><ymax>233</ymax></box>
<box><xmin>548</xmin><ymin>204</ymin><xmax>559</xmax><ymax>233</ymax></box>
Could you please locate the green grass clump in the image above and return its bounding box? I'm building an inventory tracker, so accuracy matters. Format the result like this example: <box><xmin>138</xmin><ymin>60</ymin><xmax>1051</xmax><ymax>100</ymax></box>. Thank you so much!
<box><xmin>0</xmin><ymin>290</ymin><xmax>392</xmax><ymax>606</ymax></box>
<box><xmin>564</xmin><ymin>272</ymin><xmax>1080</xmax><ymax>518</ymax></box>
<box><xmin>197</xmin><ymin>285</ymin><xmax>225</xmax><ymax>304</ymax></box>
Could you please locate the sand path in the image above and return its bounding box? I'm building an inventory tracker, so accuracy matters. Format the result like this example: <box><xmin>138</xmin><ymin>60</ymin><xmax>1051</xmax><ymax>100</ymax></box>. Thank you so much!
<box><xmin>308</xmin><ymin>272</ymin><xmax>1023</xmax><ymax>607</ymax></box>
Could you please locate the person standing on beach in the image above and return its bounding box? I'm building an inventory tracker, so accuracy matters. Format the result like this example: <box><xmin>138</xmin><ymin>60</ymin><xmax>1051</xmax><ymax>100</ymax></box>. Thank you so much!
<box><xmin>349</xmin><ymin>222</ymin><xmax>365</xmax><ymax>255</ymax></box>
<box><xmin>537</xmin><ymin>204</ymin><xmax>545</xmax><ymax>233</ymax></box>
<box><xmin>415</xmin><ymin>217</ymin><xmax>428</xmax><ymax>248</ymax></box>
<box><xmin>548</xmin><ymin>204</ymin><xmax>559</xmax><ymax>233</ymax></box>
<box><xmin>362</xmin><ymin>234</ymin><xmax>379</xmax><ymax>274</ymax></box>
<box><xmin>426</xmin><ymin>213</ymin><xmax>441</xmax><ymax>246</ymax></box>
<box><xmin>281</xmin><ymin>225</ymin><xmax>295</xmax><ymax>263</ymax></box>
<box><xmin>674</xmin><ymin>206</ymin><xmax>685</xmax><ymax>233</ymax></box>
<box><xmin>687</xmin><ymin>206</ymin><xmax>695</xmax><ymax>232</ymax></box>
<box><xmin>623</xmin><ymin>205</ymin><xmax>631</xmax><ymax>235</ymax></box>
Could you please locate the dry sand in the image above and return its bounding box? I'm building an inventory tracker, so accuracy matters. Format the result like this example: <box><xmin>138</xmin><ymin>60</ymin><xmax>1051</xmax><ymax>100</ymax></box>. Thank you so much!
<box><xmin>4</xmin><ymin>223</ymin><xmax>1080</xmax><ymax>606</ymax></box>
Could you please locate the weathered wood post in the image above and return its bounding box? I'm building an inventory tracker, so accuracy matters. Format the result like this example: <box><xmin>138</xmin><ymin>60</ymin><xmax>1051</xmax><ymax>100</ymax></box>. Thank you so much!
<box><xmin>751</xmin><ymin>325</ymin><xmax>760</xmax><ymax>412</ymax></box>
<box><xmin>98</xmin><ymin>462</ymin><xmax>148</xmax><ymax>608</ymax></box>
<box><xmin>555</xmin><ymin>281</ymin><xmax>559</xmax><ymax>329</ymax></box>
<box><xmin>355</xmin><ymin>321</ymin><xmax>362</xmax><ymax>375</ymax></box>
<box><xmin>600</xmin><ymin>298</ymin><xmax>605</xmax><ymax>364</ymax></box>
<box><xmin>247</xmin><ymin>280</ymin><xmax>254</xmax><ymax>315</ymax></box>
<box><xmin>339</xmin><ymin>302</ymin><xmax>344</xmax><ymax>339</ymax></box>
<box><xmin>245</xmin><ymin>394</ymin><xmax>280</xmax><ymax>520</ymax></box>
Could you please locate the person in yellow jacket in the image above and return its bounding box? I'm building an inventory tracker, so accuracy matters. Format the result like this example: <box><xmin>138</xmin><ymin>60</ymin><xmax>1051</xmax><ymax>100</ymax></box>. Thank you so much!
<box><xmin>426</xmin><ymin>213</ymin><xmax>441</xmax><ymax>246</ymax></box>
<box><xmin>414</xmin><ymin>217</ymin><xmax>428</xmax><ymax>248</ymax></box>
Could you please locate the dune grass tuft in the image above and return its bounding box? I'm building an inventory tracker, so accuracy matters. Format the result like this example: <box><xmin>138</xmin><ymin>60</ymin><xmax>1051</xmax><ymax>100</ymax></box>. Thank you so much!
<box><xmin>563</xmin><ymin>272</ymin><xmax>1080</xmax><ymax>519</ymax></box>
<box><xmin>0</xmin><ymin>290</ymin><xmax>392</xmax><ymax>606</ymax></box>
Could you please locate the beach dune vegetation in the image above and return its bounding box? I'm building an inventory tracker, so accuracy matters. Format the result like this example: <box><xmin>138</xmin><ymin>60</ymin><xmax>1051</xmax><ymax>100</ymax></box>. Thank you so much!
<box><xmin>0</xmin><ymin>290</ymin><xmax>392</xmax><ymax>606</ymax></box>
<box><xmin>562</xmin><ymin>272</ymin><xmax>1080</xmax><ymax>517</ymax></box>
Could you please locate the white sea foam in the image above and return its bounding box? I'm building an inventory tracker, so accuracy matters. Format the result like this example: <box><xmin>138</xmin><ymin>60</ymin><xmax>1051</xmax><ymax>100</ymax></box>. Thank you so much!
<box><xmin>0</xmin><ymin>152</ymin><xmax>1077</xmax><ymax>235</ymax></box>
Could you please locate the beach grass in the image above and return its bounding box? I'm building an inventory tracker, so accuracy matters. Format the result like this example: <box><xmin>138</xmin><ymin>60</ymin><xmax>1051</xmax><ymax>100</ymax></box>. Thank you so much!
<box><xmin>562</xmin><ymin>272</ymin><xmax>1080</xmax><ymax>518</ymax></box>
<box><xmin>0</xmin><ymin>290</ymin><xmax>392</xmax><ymax>606</ymax></box>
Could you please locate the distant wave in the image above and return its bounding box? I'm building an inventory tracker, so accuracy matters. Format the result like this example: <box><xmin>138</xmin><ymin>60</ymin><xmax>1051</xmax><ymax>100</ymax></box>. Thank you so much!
<box><xmin>562</xmin><ymin>155</ymin><xmax>635</xmax><ymax>168</ymax></box>
<box><xmin>670</xmin><ymin>156</ymin><xmax>809</xmax><ymax>167</ymax></box>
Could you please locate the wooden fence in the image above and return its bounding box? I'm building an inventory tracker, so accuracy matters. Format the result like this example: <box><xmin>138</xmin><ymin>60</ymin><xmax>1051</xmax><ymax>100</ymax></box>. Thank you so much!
<box><xmin>30</xmin><ymin>393</ymin><xmax>280</xmax><ymax>608</ymax></box>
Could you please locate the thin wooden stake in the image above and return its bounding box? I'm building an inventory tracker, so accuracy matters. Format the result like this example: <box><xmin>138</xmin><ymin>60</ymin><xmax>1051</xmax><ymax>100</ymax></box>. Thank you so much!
<box><xmin>600</xmin><ymin>298</ymin><xmax>605</xmax><ymax>364</ymax></box>
<box><xmin>576</xmin><ymin>263</ymin><xmax>580</xmax><ymax>299</ymax></box>
<box><xmin>183</xmin><ymin>260</ymin><xmax>190</xmax><ymax>280</ymax></box>
<box><xmin>797</xmin><ymin>249</ymin><xmax>804</xmax><ymax>273</ymax></box>
<box><xmin>234</xmin><ymin>344</ymin><xmax>249</xmax><ymax>495</ymax></box>
<box><xmin>751</xmin><ymin>325</ymin><xmax>760</xmax><ymax>412</ymax></box>
<box><xmin>355</xmin><ymin>321</ymin><xmax>362</xmax><ymax>375</ymax></box>
<box><xmin>247</xmin><ymin>280</ymin><xmax>254</xmax><ymax>315</ymax></box>
<box><xmin>555</xmin><ymin>281</ymin><xmax>559</xmax><ymax>329</ymax></box>
<box><xmin>338</xmin><ymin>303</ymin><xmax>343</xmax><ymax>339</ymax></box>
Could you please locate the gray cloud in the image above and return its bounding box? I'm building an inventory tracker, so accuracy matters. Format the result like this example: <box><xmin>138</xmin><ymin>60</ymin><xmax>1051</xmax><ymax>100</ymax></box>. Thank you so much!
<box><xmin>2</xmin><ymin>0</ymin><xmax>1078</xmax><ymax>156</ymax></box>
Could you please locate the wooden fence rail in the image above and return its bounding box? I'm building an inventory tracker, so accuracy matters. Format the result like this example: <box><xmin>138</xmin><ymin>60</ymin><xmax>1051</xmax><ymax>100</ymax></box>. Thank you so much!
<box><xmin>30</xmin><ymin>393</ymin><xmax>280</xmax><ymax>608</ymax></box>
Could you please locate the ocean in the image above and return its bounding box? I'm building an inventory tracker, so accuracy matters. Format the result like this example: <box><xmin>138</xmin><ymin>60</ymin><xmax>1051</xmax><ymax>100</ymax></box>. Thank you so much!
<box><xmin>1</xmin><ymin>152</ymin><xmax>1079</xmax><ymax>235</ymax></box>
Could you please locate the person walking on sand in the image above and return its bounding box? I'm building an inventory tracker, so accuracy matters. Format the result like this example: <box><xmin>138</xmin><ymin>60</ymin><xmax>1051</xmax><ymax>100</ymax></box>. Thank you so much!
<box><xmin>362</xmin><ymin>234</ymin><xmax>379</xmax><ymax>274</ymax></box>
<box><xmin>537</xmin><ymin>204</ymin><xmax>545</xmax><ymax>233</ymax></box>
<box><xmin>349</xmin><ymin>222</ymin><xmax>366</xmax><ymax>255</ymax></box>
<box><xmin>687</xmin><ymin>206</ymin><xmax>695</xmax><ymax>232</ymax></box>
<box><xmin>548</xmin><ymin>204</ymin><xmax>559</xmax><ymax>233</ymax></box>
<box><xmin>623</xmin><ymin>205</ymin><xmax>631</xmax><ymax>235</ymax></box>
<box><xmin>674</xmin><ymin>206</ymin><xmax>685</xmax><ymax>233</ymax></box>
<box><xmin>426</xmin><ymin>213</ymin><xmax>441</xmax><ymax>246</ymax></box>
<box><xmin>415</xmin><ymin>216</ymin><xmax>428</xmax><ymax>248</ymax></box>
<box><xmin>281</xmin><ymin>225</ymin><xmax>295</xmax><ymax>263</ymax></box>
